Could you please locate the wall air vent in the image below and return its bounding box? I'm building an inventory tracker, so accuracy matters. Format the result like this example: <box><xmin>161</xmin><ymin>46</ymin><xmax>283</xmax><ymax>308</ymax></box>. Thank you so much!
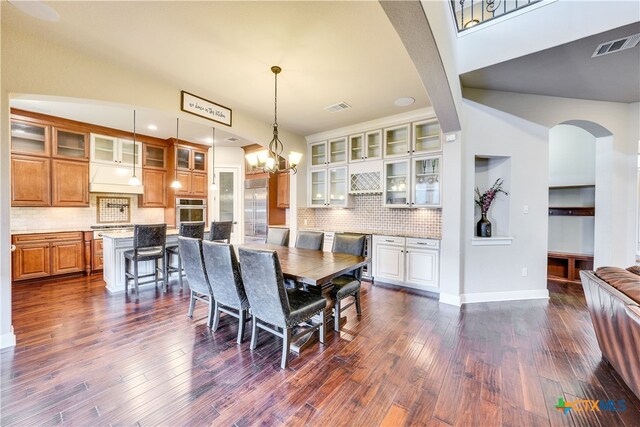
<box><xmin>592</xmin><ymin>33</ymin><xmax>640</xmax><ymax>58</ymax></box>
<box><xmin>324</xmin><ymin>102</ymin><xmax>352</xmax><ymax>113</ymax></box>
<box><xmin>225</xmin><ymin>137</ymin><xmax>239</xmax><ymax>142</ymax></box>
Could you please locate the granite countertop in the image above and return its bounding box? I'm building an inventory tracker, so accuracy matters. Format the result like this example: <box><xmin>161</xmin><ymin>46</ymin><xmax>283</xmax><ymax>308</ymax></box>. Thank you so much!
<box><xmin>299</xmin><ymin>228</ymin><xmax>441</xmax><ymax>240</ymax></box>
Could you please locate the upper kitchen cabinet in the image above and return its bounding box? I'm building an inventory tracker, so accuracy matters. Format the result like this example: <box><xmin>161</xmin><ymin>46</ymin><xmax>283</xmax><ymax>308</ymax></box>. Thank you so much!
<box><xmin>51</xmin><ymin>159</ymin><xmax>90</xmax><ymax>207</ymax></box>
<box><xmin>383</xmin><ymin>159</ymin><xmax>410</xmax><ymax>207</ymax></box>
<box><xmin>307</xmin><ymin>166</ymin><xmax>354</xmax><ymax>208</ymax></box>
<box><xmin>11</xmin><ymin>119</ymin><xmax>50</xmax><ymax>157</ymax></box>
<box><xmin>143</xmin><ymin>144</ymin><xmax>166</xmax><ymax>169</ymax></box>
<box><xmin>90</xmin><ymin>134</ymin><xmax>142</xmax><ymax>167</ymax></box>
<box><xmin>384</xmin><ymin>124</ymin><xmax>410</xmax><ymax>158</ymax></box>
<box><xmin>412</xmin><ymin>119</ymin><xmax>442</xmax><ymax>154</ymax></box>
<box><xmin>11</xmin><ymin>155</ymin><xmax>51</xmax><ymax>207</ymax></box>
<box><xmin>411</xmin><ymin>155</ymin><xmax>442</xmax><ymax>207</ymax></box>
<box><xmin>328</xmin><ymin>137</ymin><xmax>347</xmax><ymax>165</ymax></box>
<box><xmin>309</xmin><ymin>169</ymin><xmax>328</xmax><ymax>207</ymax></box>
<box><xmin>350</xmin><ymin>131</ymin><xmax>383</xmax><ymax>163</ymax></box>
<box><xmin>52</xmin><ymin>127</ymin><xmax>89</xmax><ymax>160</ymax></box>
<box><xmin>309</xmin><ymin>141</ymin><xmax>327</xmax><ymax>167</ymax></box>
<box><xmin>175</xmin><ymin>145</ymin><xmax>207</xmax><ymax>173</ymax></box>
<box><xmin>349</xmin><ymin>134</ymin><xmax>365</xmax><ymax>163</ymax></box>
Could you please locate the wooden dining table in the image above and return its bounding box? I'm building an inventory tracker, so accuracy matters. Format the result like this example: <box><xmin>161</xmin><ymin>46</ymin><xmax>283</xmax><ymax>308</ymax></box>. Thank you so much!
<box><xmin>238</xmin><ymin>243</ymin><xmax>368</xmax><ymax>352</ymax></box>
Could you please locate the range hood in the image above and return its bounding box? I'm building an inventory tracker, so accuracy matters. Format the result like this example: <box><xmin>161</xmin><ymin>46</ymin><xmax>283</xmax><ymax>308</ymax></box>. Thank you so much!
<box><xmin>90</xmin><ymin>164</ymin><xmax>143</xmax><ymax>194</ymax></box>
<box><xmin>89</xmin><ymin>183</ymin><xmax>143</xmax><ymax>194</ymax></box>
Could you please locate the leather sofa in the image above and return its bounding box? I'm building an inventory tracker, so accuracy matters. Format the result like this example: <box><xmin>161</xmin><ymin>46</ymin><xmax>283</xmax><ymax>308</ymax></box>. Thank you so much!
<box><xmin>580</xmin><ymin>267</ymin><xmax>640</xmax><ymax>399</ymax></box>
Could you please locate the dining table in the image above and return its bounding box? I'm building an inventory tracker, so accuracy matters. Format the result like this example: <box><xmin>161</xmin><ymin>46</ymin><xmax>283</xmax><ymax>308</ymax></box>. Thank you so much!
<box><xmin>238</xmin><ymin>243</ymin><xmax>368</xmax><ymax>352</ymax></box>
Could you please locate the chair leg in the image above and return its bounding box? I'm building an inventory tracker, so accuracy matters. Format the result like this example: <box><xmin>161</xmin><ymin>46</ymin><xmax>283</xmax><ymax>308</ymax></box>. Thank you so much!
<box><xmin>212</xmin><ymin>301</ymin><xmax>221</xmax><ymax>331</ymax></box>
<box><xmin>188</xmin><ymin>290</ymin><xmax>196</xmax><ymax>318</ymax></box>
<box><xmin>177</xmin><ymin>253</ymin><xmax>183</xmax><ymax>290</ymax></box>
<box><xmin>124</xmin><ymin>259</ymin><xmax>129</xmax><ymax>295</ymax></box>
<box><xmin>281</xmin><ymin>328</ymin><xmax>292</xmax><ymax>369</ymax></box>
<box><xmin>163</xmin><ymin>256</ymin><xmax>168</xmax><ymax>293</ymax></box>
<box><xmin>355</xmin><ymin>291</ymin><xmax>362</xmax><ymax>316</ymax></box>
<box><xmin>250</xmin><ymin>316</ymin><xmax>258</xmax><ymax>350</ymax></box>
<box><xmin>319</xmin><ymin>310</ymin><xmax>326</xmax><ymax>344</ymax></box>
<box><xmin>134</xmin><ymin>260</ymin><xmax>139</xmax><ymax>298</ymax></box>
<box><xmin>154</xmin><ymin>258</ymin><xmax>159</xmax><ymax>289</ymax></box>
<box><xmin>237</xmin><ymin>309</ymin><xmax>246</xmax><ymax>344</ymax></box>
<box><xmin>334</xmin><ymin>299</ymin><xmax>341</xmax><ymax>332</ymax></box>
<box><xmin>206</xmin><ymin>297</ymin><xmax>214</xmax><ymax>328</ymax></box>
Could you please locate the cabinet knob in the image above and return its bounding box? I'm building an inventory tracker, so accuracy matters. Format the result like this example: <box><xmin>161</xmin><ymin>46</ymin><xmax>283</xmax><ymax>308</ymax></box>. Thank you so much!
<box><xmin>406</xmin><ymin>203</ymin><xmax>410</xmax><ymax>205</ymax></box>
<box><xmin>407</xmin><ymin>150</ymin><xmax>410</xmax><ymax>154</ymax></box>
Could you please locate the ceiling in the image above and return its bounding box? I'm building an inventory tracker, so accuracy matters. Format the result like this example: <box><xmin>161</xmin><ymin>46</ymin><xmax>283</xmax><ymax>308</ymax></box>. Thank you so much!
<box><xmin>3</xmin><ymin>1</ymin><xmax>431</xmax><ymax>144</ymax></box>
<box><xmin>460</xmin><ymin>22</ymin><xmax>640</xmax><ymax>103</ymax></box>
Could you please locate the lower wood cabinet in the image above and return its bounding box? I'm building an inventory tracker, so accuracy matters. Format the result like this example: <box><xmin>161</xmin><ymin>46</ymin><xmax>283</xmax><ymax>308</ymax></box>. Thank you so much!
<box><xmin>11</xmin><ymin>155</ymin><xmax>51</xmax><ymax>207</ymax></box>
<box><xmin>372</xmin><ymin>235</ymin><xmax>440</xmax><ymax>290</ymax></box>
<box><xmin>12</xmin><ymin>232</ymin><xmax>85</xmax><ymax>281</ymax></box>
<box><xmin>93</xmin><ymin>239</ymin><xmax>104</xmax><ymax>271</ymax></box>
<box><xmin>140</xmin><ymin>169</ymin><xmax>167</xmax><ymax>207</ymax></box>
<box><xmin>51</xmin><ymin>159</ymin><xmax>89</xmax><ymax>206</ymax></box>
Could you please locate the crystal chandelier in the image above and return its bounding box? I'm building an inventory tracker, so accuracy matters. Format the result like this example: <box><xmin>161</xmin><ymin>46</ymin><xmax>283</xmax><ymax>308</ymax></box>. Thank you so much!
<box><xmin>245</xmin><ymin>66</ymin><xmax>302</xmax><ymax>174</ymax></box>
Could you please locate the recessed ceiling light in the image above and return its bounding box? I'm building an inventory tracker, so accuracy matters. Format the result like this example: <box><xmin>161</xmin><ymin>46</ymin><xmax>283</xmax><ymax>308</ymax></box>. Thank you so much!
<box><xmin>394</xmin><ymin>97</ymin><xmax>415</xmax><ymax>107</ymax></box>
<box><xmin>204</xmin><ymin>137</ymin><xmax>214</xmax><ymax>144</ymax></box>
<box><xmin>147</xmin><ymin>124</ymin><xmax>158</xmax><ymax>131</ymax></box>
<box><xmin>8</xmin><ymin>0</ymin><xmax>59</xmax><ymax>22</ymax></box>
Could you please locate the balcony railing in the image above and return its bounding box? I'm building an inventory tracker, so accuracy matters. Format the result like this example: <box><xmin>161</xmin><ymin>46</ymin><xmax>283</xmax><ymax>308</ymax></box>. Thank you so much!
<box><xmin>451</xmin><ymin>0</ymin><xmax>543</xmax><ymax>32</ymax></box>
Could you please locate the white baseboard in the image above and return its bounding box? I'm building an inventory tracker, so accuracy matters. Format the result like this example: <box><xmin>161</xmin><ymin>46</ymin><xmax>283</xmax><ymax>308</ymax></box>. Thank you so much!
<box><xmin>1</xmin><ymin>328</ymin><xmax>16</xmax><ymax>349</ymax></box>
<box><xmin>439</xmin><ymin>293</ymin><xmax>462</xmax><ymax>306</ymax></box>
<box><xmin>460</xmin><ymin>289</ymin><xmax>549</xmax><ymax>304</ymax></box>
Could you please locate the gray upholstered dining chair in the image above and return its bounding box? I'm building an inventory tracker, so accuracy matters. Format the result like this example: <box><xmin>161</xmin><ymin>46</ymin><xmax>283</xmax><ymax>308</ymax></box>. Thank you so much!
<box><xmin>238</xmin><ymin>247</ymin><xmax>326</xmax><ymax>369</ymax></box>
<box><xmin>202</xmin><ymin>240</ymin><xmax>250</xmax><ymax>344</ymax></box>
<box><xmin>266</xmin><ymin>227</ymin><xmax>290</xmax><ymax>246</ymax></box>
<box><xmin>331</xmin><ymin>233</ymin><xmax>366</xmax><ymax>332</ymax></box>
<box><xmin>209</xmin><ymin>221</ymin><xmax>233</xmax><ymax>243</ymax></box>
<box><xmin>179</xmin><ymin>237</ymin><xmax>215</xmax><ymax>327</ymax></box>
<box><xmin>166</xmin><ymin>222</ymin><xmax>205</xmax><ymax>289</ymax></box>
<box><xmin>124</xmin><ymin>223</ymin><xmax>167</xmax><ymax>297</ymax></box>
<box><xmin>295</xmin><ymin>231</ymin><xmax>324</xmax><ymax>251</ymax></box>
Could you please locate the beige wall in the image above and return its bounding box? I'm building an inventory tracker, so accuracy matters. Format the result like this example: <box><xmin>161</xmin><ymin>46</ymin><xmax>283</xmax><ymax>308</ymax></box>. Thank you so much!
<box><xmin>0</xmin><ymin>24</ymin><xmax>306</xmax><ymax>347</ymax></box>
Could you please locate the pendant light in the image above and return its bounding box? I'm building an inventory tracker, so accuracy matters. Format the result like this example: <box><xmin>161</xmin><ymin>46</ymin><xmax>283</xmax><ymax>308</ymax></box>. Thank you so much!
<box><xmin>244</xmin><ymin>65</ymin><xmax>302</xmax><ymax>174</ymax></box>
<box><xmin>170</xmin><ymin>117</ymin><xmax>183</xmax><ymax>189</ymax></box>
<box><xmin>209</xmin><ymin>127</ymin><xmax>217</xmax><ymax>190</ymax></box>
<box><xmin>127</xmin><ymin>110</ymin><xmax>141</xmax><ymax>186</ymax></box>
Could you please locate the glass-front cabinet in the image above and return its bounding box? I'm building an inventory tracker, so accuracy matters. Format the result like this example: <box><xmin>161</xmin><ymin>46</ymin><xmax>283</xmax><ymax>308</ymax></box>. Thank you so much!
<box><xmin>366</xmin><ymin>130</ymin><xmax>383</xmax><ymax>160</ymax></box>
<box><xmin>384</xmin><ymin>124</ymin><xmax>410</xmax><ymax>158</ymax></box>
<box><xmin>176</xmin><ymin>145</ymin><xmax>207</xmax><ymax>172</ymax></box>
<box><xmin>328</xmin><ymin>137</ymin><xmax>347</xmax><ymax>165</ymax></box>
<box><xmin>11</xmin><ymin>120</ymin><xmax>50</xmax><ymax>156</ymax></box>
<box><xmin>176</xmin><ymin>146</ymin><xmax>191</xmax><ymax>170</ymax></box>
<box><xmin>413</xmin><ymin>120</ymin><xmax>442</xmax><ymax>154</ymax></box>
<box><xmin>412</xmin><ymin>155</ymin><xmax>442</xmax><ymax>207</ymax></box>
<box><xmin>309</xmin><ymin>169</ymin><xmax>327</xmax><ymax>207</ymax></box>
<box><xmin>328</xmin><ymin>167</ymin><xmax>349</xmax><ymax>207</ymax></box>
<box><xmin>143</xmin><ymin>144</ymin><xmax>166</xmax><ymax>169</ymax></box>
<box><xmin>309</xmin><ymin>141</ymin><xmax>327</xmax><ymax>167</ymax></box>
<box><xmin>119</xmin><ymin>139</ymin><xmax>142</xmax><ymax>167</ymax></box>
<box><xmin>349</xmin><ymin>134</ymin><xmax>365</xmax><ymax>163</ymax></box>
<box><xmin>90</xmin><ymin>134</ymin><xmax>142</xmax><ymax>167</ymax></box>
<box><xmin>383</xmin><ymin>159</ymin><xmax>410</xmax><ymax>207</ymax></box>
<box><xmin>53</xmin><ymin>128</ymin><xmax>88</xmax><ymax>160</ymax></box>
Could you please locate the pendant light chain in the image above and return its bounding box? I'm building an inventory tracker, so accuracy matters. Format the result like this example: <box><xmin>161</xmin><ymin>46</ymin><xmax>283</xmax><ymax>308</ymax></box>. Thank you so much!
<box><xmin>132</xmin><ymin>110</ymin><xmax>136</xmax><ymax>177</ymax></box>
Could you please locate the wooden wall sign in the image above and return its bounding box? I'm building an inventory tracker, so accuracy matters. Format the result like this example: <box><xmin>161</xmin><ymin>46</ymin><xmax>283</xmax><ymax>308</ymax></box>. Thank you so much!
<box><xmin>181</xmin><ymin>91</ymin><xmax>232</xmax><ymax>127</ymax></box>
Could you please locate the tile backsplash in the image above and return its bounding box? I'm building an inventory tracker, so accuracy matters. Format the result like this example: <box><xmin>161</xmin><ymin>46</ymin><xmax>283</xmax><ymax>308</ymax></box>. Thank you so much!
<box><xmin>298</xmin><ymin>194</ymin><xmax>441</xmax><ymax>238</ymax></box>
<box><xmin>10</xmin><ymin>193</ymin><xmax>164</xmax><ymax>232</ymax></box>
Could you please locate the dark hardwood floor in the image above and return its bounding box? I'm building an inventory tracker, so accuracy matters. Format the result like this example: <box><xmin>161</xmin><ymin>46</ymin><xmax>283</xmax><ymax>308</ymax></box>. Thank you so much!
<box><xmin>2</xmin><ymin>276</ymin><xmax>639</xmax><ymax>426</ymax></box>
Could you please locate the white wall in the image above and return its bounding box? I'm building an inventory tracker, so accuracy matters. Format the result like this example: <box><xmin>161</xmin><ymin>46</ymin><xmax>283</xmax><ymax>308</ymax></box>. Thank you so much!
<box><xmin>0</xmin><ymin>23</ymin><xmax>306</xmax><ymax>348</ymax></box>
<box><xmin>549</xmin><ymin>125</ymin><xmax>596</xmax><ymax>187</ymax></box>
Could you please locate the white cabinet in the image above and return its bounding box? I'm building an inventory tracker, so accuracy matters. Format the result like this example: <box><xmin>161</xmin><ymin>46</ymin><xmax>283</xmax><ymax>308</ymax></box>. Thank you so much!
<box><xmin>350</xmin><ymin>130</ymin><xmax>382</xmax><ymax>163</ymax></box>
<box><xmin>412</xmin><ymin>119</ymin><xmax>442</xmax><ymax>154</ymax></box>
<box><xmin>384</xmin><ymin>155</ymin><xmax>442</xmax><ymax>208</ymax></box>
<box><xmin>89</xmin><ymin>134</ymin><xmax>143</xmax><ymax>193</ymax></box>
<box><xmin>373</xmin><ymin>235</ymin><xmax>440</xmax><ymax>290</ymax></box>
<box><xmin>307</xmin><ymin>166</ymin><xmax>354</xmax><ymax>208</ymax></box>
<box><xmin>384</xmin><ymin>124</ymin><xmax>410</xmax><ymax>158</ymax></box>
<box><xmin>328</xmin><ymin>137</ymin><xmax>347</xmax><ymax>165</ymax></box>
<box><xmin>90</xmin><ymin>134</ymin><xmax>142</xmax><ymax>167</ymax></box>
<box><xmin>309</xmin><ymin>141</ymin><xmax>327</xmax><ymax>167</ymax></box>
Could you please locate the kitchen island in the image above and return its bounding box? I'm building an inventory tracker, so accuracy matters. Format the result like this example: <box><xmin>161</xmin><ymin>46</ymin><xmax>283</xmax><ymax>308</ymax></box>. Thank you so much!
<box><xmin>102</xmin><ymin>228</ymin><xmax>196</xmax><ymax>294</ymax></box>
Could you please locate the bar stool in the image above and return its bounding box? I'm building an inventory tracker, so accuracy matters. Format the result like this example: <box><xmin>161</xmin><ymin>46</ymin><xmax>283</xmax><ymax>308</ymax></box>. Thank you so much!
<box><xmin>166</xmin><ymin>222</ymin><xmax>205</xmax><ymax>289</ymax></box>
<box><xmin>209</xmin><ymin>221</ymin><xmax>233</xmax><ymax>243</ymax></box>
<box><xmin>124</xmin><ymin>224</ymin><xmax>167</xmax><ymax>297</ymax></box>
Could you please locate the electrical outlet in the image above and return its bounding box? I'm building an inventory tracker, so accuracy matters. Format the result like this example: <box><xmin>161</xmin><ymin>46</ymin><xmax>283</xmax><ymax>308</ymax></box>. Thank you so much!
<box><xmin>523</xmin><ymin>205</ymin><xmax>529</xmax><ymax>214</ymax></box>
<box><xmin>522</xmin><ymin>267</ymin><xmax>528</xmax><ymax>277</ymax></box>
<box><xmin>304</xmin><ymin>219</ymin><xmax>308</xmax><ymax>226</ymax></box>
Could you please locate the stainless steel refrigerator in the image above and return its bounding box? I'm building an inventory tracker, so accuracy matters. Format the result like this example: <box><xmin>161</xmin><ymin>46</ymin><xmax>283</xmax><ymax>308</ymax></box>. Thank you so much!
<box><xmin>244</xmin><ymin>178</ymin><xmax>268</xmax><ymax>243</ymax></box>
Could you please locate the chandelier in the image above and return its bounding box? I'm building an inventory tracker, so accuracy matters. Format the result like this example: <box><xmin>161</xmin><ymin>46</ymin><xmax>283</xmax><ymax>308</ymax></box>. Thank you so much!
<box><xmin>245</xmin><ymin>66</ymin><xmax>302</xmax><ymax>174</ymax></box>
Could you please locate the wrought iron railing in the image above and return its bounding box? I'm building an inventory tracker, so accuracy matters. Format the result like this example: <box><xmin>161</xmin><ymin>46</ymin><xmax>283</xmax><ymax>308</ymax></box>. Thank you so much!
<box><xmin>451</xmin><ymin>0</ymin><xmax>543</xmax><ymax>32</ymax></box>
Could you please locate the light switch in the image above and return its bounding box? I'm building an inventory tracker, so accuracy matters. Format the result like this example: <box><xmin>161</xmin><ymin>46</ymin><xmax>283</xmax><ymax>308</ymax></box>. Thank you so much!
<box><xmin>445</xmin><ymin>134</ymin><xmax>456</xmax><ymax>143</ymax></box>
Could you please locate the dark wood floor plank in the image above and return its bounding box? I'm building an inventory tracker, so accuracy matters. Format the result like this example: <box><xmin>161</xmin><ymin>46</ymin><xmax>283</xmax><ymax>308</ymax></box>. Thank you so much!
<box><xmin>2</xmin><ymin>276</ymin><xmax>639</xmax><ymax>426</ymax></box>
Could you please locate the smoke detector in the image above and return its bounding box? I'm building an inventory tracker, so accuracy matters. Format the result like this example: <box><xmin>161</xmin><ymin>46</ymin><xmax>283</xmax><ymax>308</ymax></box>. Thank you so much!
<box><xmin>324</xmin><ymin>102</ymin><xmax>351</xmax><ymax>113</ymax></box>
<box><xmin>592</xmin><ymin>33</ymin><xmax>640</xmax><ymax>58</ymax></box>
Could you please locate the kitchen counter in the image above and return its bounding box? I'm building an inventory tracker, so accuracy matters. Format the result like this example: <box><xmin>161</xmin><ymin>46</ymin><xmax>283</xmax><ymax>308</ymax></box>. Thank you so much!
<box><xmin>11</xmin><ymin>228</ymin><xmax>93</xmax><ymax>235</ymax></box>
<box><xmin>300</xmin><ymin>228</ymin><xmax>441</xmax><ymax>240</ymax></box>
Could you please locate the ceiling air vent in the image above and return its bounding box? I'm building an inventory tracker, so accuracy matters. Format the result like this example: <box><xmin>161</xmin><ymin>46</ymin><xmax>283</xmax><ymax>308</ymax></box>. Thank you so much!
<box><xmin>324</xmin><ymin>102</ymin><xmax>351</xmax><ymax>113</ymax></box>
<box><xmin>592</xmin><ymin>33</ymin><xmax>640</xmax><ymax>58</ymax></box>
<box><xmin>225</xmin><ymin>137</ymin><xmax>239</xmax><ymax>142</ymax></box>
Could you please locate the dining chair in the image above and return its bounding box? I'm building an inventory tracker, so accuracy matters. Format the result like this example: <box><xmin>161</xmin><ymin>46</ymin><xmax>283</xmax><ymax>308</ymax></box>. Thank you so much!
<box><xmin>123</xmin><ymin>224</ymin><xmax>167</xmax><ymax>297</ymax></box>
<box><xmin>209</xmin><ymin>221</ymin><xmax>233</xmax><ymax>243</ymax></box>
<box><xmin>266</xmin><ymin>227</ymin><xmax>290</xmax><ymax>246</ymax></box>
<box><xmin>166</xmin><ymin>221</ymin><xmax>205</xmax><ymax>289</ymax></box>
<box><xmin>202</xmin><ymin>240</ymin><xmax>250</xmax><ymax>344</ymax></box>
<box><xmin>295</xmin><ymin>231</ymin><xmax>324</xmax><ymax>251</ymax></box>
<box><xmin>331</xmin><ymin>233</ymin><xmax>366</xmax><ymax>331</ymax></box>
<box><xmin>179</xmin><ymin>237</ymin><xmax>215</xmax><ymax>327</ymax></box>
<box><xmin>238</xmin><ymin>247</ymin><xmax>326</xmax><ymax>369</ymax></box>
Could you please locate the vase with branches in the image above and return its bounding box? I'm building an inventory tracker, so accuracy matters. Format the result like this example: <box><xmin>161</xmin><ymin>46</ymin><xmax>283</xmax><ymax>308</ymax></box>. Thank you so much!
<box><xmin>475</xmin><ymin>178</ymin><xmax>508</xmax><ymax>237</ymax></box>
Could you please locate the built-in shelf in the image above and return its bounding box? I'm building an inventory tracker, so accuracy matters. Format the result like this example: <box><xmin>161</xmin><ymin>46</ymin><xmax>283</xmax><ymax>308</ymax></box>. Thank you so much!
<box><xmin>548</xmin><ymin>207</ymin><xmax>595</xmax><ymax>216</ymax></box>
<box><xmin>548</xmin><ymin>251</ymin><xmax>593</xmax><ymax>284</ymax></box>
<box><xmin>471</xmin><ymin>236</ymin><xmax>514</xmax><ymax>246</ymax></box>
